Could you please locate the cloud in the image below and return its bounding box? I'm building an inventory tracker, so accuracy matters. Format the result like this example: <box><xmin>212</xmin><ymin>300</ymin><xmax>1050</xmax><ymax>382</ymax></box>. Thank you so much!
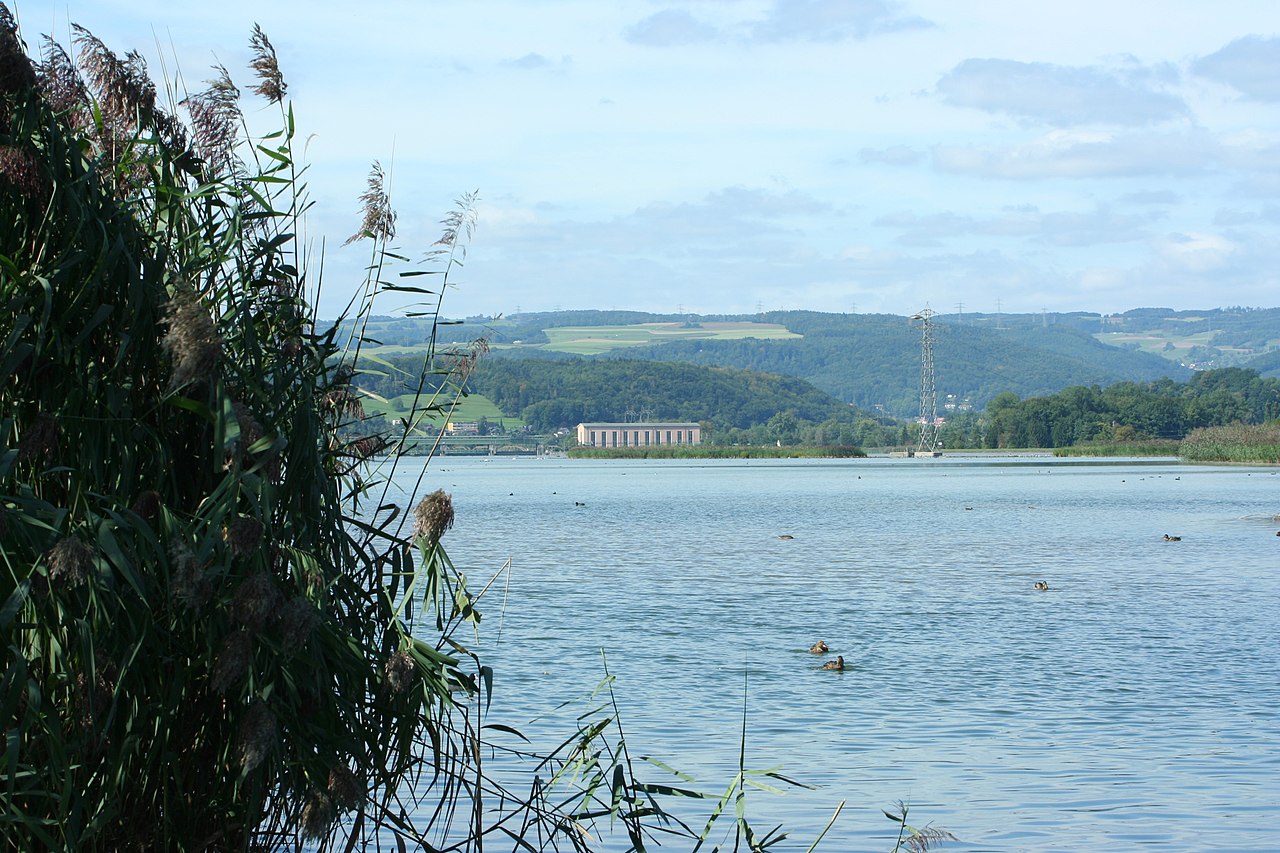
<box><xmin>1193</xmin><ymin>35</ymin><xmax>1280</xmax><ymax>102</ymax></box>
<box><xmin>1118</xmin><ymin>190</ymin><xmax>1181</xmax><ymax>206</ymax></box>
<box><xmin>1213</xmin><ymin>204</ymin><xmax>1280</xmax><ymax>226</ymax></box>
<box><xmin>933</xmin><ymin>129</ymin><xmax>1217</xmax><ymax>179</ymax></box>
<box><xmin>746</xmin><ymin>0</ymin><xmax>933</xmax><ymax>43</ymax></box>
<box><xmin>873</xmin><ymin>205</ymin><xmax>1159</xmax><ymax>247</ymax></box>
<box><xmin>623</xmin><ymin>9</ymin><xmax>717</xmax><ymax>47</ymax></box>
<box><xmin>858</xmin><ymin>145</ymin><xmax>923</xmax><ymax>166</ymax></box>
<box><xmin>936</xmin><ymin>58</ymin><xmax>1187</xmax><ymax>126</ymax></box>
<box><xmin>505</xmin><ymin>52</ymin><xmax>555</xmax><ymax>70</ymax></box>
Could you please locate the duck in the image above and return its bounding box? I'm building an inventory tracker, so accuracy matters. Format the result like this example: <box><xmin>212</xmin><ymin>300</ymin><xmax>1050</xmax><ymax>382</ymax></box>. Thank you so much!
<box><xmin>1163</xmin><ymin>534</ymin><xmax>1181</xmax><ymax>542</ymax></box>
<box><xmin>777</xmin><ymin>534</ymin><xmax>795</xmax><ymax>540</ymax></box>
<box><xmin>821</xmin><ymin>655</ymin><xmax>845</xmax><ymax>671</ymax></box>
<box><xmin>808</xmin><ymin>640</ymin><xmax>829</xmax><ymax>655</ymax></box>
<box><xmin>1033</xmin><ymin>581</ymin><xmax>1050</xmax><ymax>591</ymax></box>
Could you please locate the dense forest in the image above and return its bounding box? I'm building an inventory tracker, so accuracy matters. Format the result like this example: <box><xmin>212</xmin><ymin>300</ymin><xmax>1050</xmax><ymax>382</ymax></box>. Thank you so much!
<box><xmin>617</xmin><ymin>311</ymin><xmax>1186</xmax><ymax>414</ymax></box>
<box><xmin>350</xmin><ymin>353</ymin><xmax>903</xmax><ymax>445</ymax></box>
<box><xmin>972</xmin><ymin>368</ymin><xmax>1280</xmax><ymax>449</ymax></box>
<box><xmin>344</xmin><ymin>309</ymin><xmax>1204</xmax><ymax>416</ymax></box>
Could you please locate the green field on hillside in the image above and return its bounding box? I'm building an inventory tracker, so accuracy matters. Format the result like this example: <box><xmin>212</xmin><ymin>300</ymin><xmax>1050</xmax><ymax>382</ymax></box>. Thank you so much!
<box><xmin>530</xmin><ymin>321</ymin><xmax>800</xmax><ymax>355</ymax></box>
<box><xmin>1096</xmin><ymin>330</ymin><xmax>1217</xmax><ymax>357</ymax></box>
<box><xmin>358</xmin><ymin>391</ymin><xmax>523</xmax><ymax>427</ymax></box>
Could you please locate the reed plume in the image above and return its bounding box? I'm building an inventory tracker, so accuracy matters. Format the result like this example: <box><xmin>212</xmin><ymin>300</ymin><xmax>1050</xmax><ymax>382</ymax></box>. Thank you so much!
<box><xmin>247</xmin><ymin>24</ymin><xmax>286</xmax><ymax>103</ymax></box>
<box><xmin>345</xmin><ymin>160</ymin><xmax>397</xmax><ymax>245</ymax></box>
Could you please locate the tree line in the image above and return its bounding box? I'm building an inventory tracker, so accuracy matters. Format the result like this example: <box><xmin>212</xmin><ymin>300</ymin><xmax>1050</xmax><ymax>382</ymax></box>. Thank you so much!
<box><xmin>972</xmin><ymin>368</ymin><xmax>1280</xmax><ymax>449</ymax></box>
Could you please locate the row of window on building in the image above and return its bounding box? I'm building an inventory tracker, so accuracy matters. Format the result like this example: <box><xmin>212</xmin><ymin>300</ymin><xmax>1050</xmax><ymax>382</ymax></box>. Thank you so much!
<box><xmin>574</xmin><ymin>422</ymin><xmax>702</xmax><ymax>448</ymax></box>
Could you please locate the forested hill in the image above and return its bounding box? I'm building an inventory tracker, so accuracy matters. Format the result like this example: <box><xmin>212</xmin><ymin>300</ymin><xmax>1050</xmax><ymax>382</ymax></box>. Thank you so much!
<box><xmin>464</xmin><ymin>358</ymin><xmax>872</xmax><ymax>432</ymax></box>
<box><xmin>604</xmin><ymin>311</ymin><xmax>1186</xmax><ymax>415</ymax></box>
<box><xmin>338</xmin><ymin>307</ymin><xmax>1280</xmax><ymax>417</ymax></box>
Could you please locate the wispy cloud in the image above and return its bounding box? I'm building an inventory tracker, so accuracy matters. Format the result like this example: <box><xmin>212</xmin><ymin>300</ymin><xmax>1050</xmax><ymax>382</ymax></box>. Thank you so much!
<box><xmin>933</xmin><ymin>130</ymin><xmax>1217</xmax><ymax>179</ymax></box>
<box><xmin>1193</xmin><ymin>35</ymin><xmax>1280</xmax><ymax>102</ymax></box>
<box><xmin>859</xmin><ymin>145</ymin><xmax>923</xmax><ymax>166</ymax></box>
<box><xmin>624</xmin><ymin>0</ymin><xmax>932</xmax><ymax>48</ymax></box>
<box><xmin>936</xmin><ymin>58</ymin><xmax>1187</xmax><ymax>126</ymax></box>
<box><xmin>744</xmin><ymin>0</ymin><xmax>933</xmax><ymax>43</ymax></box>
<box><xmin>623</xmin><ymin>9</ymin><xmax>717</xmax><ymax>47</ymax></box>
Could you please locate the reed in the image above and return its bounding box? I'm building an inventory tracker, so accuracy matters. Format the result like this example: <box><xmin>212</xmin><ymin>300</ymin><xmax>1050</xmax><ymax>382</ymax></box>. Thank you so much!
<box><xmin>1052</xmin><ymin>440</ymin><xmax>1181</xmax><ymax>458</ymax></box>
<box><xmin>0</xmin><ymin>10</ymin><xmax>486</xmax><ymax>848</ymax></box>
<box><xmin>1179</xmin><ymin>422</ymin><xmax>1280</xmax><ymax>463</ymax></box>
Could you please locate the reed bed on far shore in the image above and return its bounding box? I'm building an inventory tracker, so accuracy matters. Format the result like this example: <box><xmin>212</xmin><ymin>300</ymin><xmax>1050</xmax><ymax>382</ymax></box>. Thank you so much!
<box><xmin>1179</xmin><ymin>423</ymin><xmax>1280</xmax><ymax>463</ymax></box>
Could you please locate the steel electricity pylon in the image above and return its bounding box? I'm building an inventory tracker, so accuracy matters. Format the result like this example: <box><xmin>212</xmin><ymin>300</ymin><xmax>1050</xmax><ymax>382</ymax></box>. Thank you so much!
<box><xmin>910</xmin><ymin>308</ymin><xmax>939</xmax><ymax>454</ymax></box>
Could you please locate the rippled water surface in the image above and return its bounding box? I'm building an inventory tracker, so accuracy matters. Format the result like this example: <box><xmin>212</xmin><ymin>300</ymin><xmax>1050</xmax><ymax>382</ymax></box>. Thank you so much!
<box><xmin>389</xmin><ymin>456</ymin><xmax>1280</xmax><ymax>852</ymax></box>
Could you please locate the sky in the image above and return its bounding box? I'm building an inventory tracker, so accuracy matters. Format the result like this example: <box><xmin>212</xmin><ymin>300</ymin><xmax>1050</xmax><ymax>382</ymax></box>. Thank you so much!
<box><xmin>11</xmin><ymin>1</ymin><xmax>1280</xmax><ymax>320</ymax></box>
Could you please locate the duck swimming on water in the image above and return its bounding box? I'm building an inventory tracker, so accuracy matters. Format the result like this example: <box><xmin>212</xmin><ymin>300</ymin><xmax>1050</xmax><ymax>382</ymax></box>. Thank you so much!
<box><xmin>1033</xmin><ymin>581</ymin><xmax>1050</xmax><ymax>591</ymax></box>
<box><xmin>822</xmin><ymin>655</ymin><xmax>845</xmax><ymax>671</ymax></box>
<box><xmin>1163</xmin><ymin>534</ymin><xmax>1182</xmax><ymax>541</ymax></box>
<box><xmin>808</xmin><ymin>640</ymin><xmax>829</xmax><ymax>655</ymax></box>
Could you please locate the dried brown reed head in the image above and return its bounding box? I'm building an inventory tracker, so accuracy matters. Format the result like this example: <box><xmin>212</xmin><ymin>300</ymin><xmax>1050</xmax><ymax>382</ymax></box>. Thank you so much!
<box><xmin>169</xmin><ymin>542</ymin><xmax>211</xmax><ymax>609</ymax></box>
<box><xmin>211</xmin><ymin>629</ymin><xmax>252</xmax><ymax>694</ymax></box>
<box><xmin>274</xmin><ymin>596</ymin><xmax>318</xmax><ymax>653</ymax></box>
<box><xmin>232</xmin><ymin>570</ymin><xmax>280</xmax><ymax>631</ymax></box>
<box><xmin>412</xmin><ymin>489</ymin><xmax>454</xmax><ymax>545</ymax></box>
<box><xmin>224</xmin><ymin>515</ymin><xmax>264</xmax><ymax>559</ymax></box>
<box><xmin>17</xmin><ymin>411</ymin><xmax>57</xmax><ymax>461</ymax></box>
<box><xmin>0</xmin><ymin>143</ymin><xmax>41</xmax><ymax>201</ymax></box>
<box><xmin>48</xmin><ymin>535</ymin><xmax>94</xmax><ymax>589</ymax></box>
<box><xmin>235</xmin><ymin>700</ymin><xmax>278</xmax><ymax>774</ymax></box>
<box><xmin>183</xmin><ymin>65</ymin><xmax>241</xmax><ymax>177</ymax></box>
<box><xmin>300</xmin><ymin>791</ymin><xmax>335</xmax><ymax>840</ymax></box>
<box><xmin>383</xmin><ymin>649</ymin><xmax>415</xmax><ymax>694</ymax></box>
<box><xmin>36</xmin><ymin>37</ymin><xmax>88</xmax><ymax>118</ymax></box>
<box><xmin>344</xmin><ymin>161</ymin><xmax>396</xmax><ymax>245</ymax></box>
<box><xmin>326</xmin><ymin>765</ymin><xmax>362</xmax><ymax>810</ymax></box>
<box><xmin>231</xmin><ymin>398</ymin><xmax>263</xmax><ymax>450</ymax></box>
<box><xmin>130</xmin><ymin>489</ymin><xmax>162</xmax><ymax>522</ymax></box>
<box><xmin>162</xmin><ymin>281</ymin><xmax>222</xmax><ymax>389</ymax></box>
<box><xmin>72</xmin><ymin>26</ymin><xmax>156</xmax><ymax>131</ymax></box>
<box><xmin>247</xmin><ymin>24</ymin><xmax>286</xmax><ymax>103</ymax></box>
<box><xmin>0</xmin><ymin>5</ymin><xmax>36</xmax><ymax>100</ymax></box>
<box><xmin>435</xmin><ymin>190</ymin><xmax>479</xmax><ymax>250</ymax></box>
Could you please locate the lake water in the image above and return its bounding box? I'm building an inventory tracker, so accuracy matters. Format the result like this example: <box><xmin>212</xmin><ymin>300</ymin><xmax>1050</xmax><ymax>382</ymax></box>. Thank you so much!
<box><xmin>385</xmin><ymin>455</ymin><xmax>1280</xmax><ymax>852</ymax></box>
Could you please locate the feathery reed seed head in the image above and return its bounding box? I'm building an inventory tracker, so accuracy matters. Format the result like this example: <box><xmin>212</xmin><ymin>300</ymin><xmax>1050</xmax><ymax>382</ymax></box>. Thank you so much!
<box><xmin>0</xmin><ymin>6</ymin><xmax>36</xmax><ymax>98</ymax></box>
<box><xmin>327</xmin><ymin>765</ymin><xmax>362</xmax><ymax>810</ymax></box>
<box><xmin>231</xmin><ymin>399</ymin><xmax>263</xmax><ymax>450</ymax></box>
<box><xmin>300</xmin><ymin>791</ymin><xmax>335</xmax><ymax>840</ymax></box>
<box><xmin>18</xmin><ymin>412</ymin><xmax>57</xmax><ymax>461</ymax></box>
<box><xmin>247</xmin><ymin>25</ymin><xmax>286</xmax><ymax>103</ymax></box>
<box><xmin>130</xmin><ymin>489</ymin><xmax>161</xmax><ymax>522</ymax></box>
<box><xmin>224</xmin><ymin>515</ymin><xmax>264</xmax><ymax>559</ymax></box>
<box><xmin>183</xmin><ymin>64</ymin><xmax>241</xmax><ymax>176</ymax></box>
<box><xmin>48</xmin><ymin>535</ymin><xmax>94</xmax><ymax>589</ymax></box>
<box><xmin>0</xmin><ymin>144</ymin><xmax>42</xmax><ymax>199</ymax></box>
<box><xmin>37</xmin><ymin>37</ymin><xmax>89</xmax><ymax>117</ymax></box>
<box><xmin>235</xmin><ymin>700</ymin><xmax>277</xmax><ymax>774</ymax></box>
<box><xmin>344</xmin><ymin>161</ymin><xmax>396</xmax><ymax>245</ymax></box>
<box><xmin>162</xmin><ymin>284</ymin><xmax>221</xmax><ymax>389</ymax></box>
<box><xmin>212</xmin><ymin>629</ymin><xmax>252</xmax><ymax>694</ymax></box>
<box><xmin>169</xmin><ymin>542</ymin><xmax>211</xmax><ymax>609</ymax></box>
<box><xmin>412</xmin><ymin>489</ymin><xmax>454</xmax><ymax>545</ymax></box>
<box><xmin>73</xmin><ymin>27</ymin><xmax>156</xmax><ymax>131</ymax></box>
<box><xmin>384</xmin><ymin>650</ymin><xmax>415</xmax><ymax>694</ymax></box>
<box><xmin>274</xmin><ymin>596</ymin><xmax>318</xmax><ymax>652</ymax></box>
<box><xmin>232</xmin><ymin>571</ymin><xmax>279</xmax><ymax>630</ymax></box>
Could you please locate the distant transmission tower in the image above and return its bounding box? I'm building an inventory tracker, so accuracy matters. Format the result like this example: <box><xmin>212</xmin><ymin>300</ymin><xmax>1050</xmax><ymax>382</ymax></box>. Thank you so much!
<box><xmin>911</xmin><ymin>308</ymin><xmax>939</xmax><ymax>454</ymax></box>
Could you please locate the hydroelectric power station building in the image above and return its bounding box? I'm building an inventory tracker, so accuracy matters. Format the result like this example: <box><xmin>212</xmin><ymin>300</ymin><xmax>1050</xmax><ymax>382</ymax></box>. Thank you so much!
<box><xmin>575</xmin><ymin>422</ymin><xmax>702</xmax><ymax>449</ymax></box>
